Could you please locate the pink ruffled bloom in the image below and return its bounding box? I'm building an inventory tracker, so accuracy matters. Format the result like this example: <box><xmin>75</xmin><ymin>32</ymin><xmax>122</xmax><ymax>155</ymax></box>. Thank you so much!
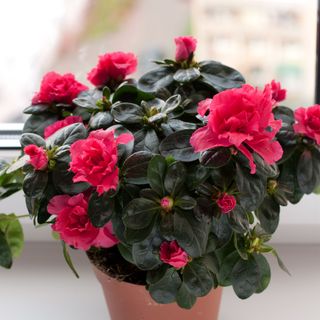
<box><xmin>190</xmin><ymin>84</ymin><xmax>283</xmax><ymax>174</ymax></box>
<box><xmin>87</xmin><ymin>51</ymin><xmax>137</xmax><ymax>87</ymax></box>
<box><xmin>216</xmin><ymin>193</ymin><xmax>237</xmax><ymax>214</ymax></box>
<box><xmin>47</xmin><ymin>193</ymin><xmax>118</xmax><ymax>251</ymax></box>
<box><xmin>174</xmin><ymin>36</ymin><xmax>197</xmax><ymax>62</ymax></box>
<box><xmin>44</xmin><ymin>116</ymin><xmax>82</xmax><ymax>139</ymax></box>
<box><xmin>159</xmin><ymin>240</ymin><xmax>188</xmax><ymax>269</ymax></box>
<box><xmin>24</xmin><ymin>144</ymin><xmax>48</xmax><ymax>170</ymax></box>
<box><xmin>32</xmin><ymin>72</ymin><xmax>88</xmax><ymax>105</ymax></box>
<box><xmin>70</xmin><ymin>129</ymin><xmax>133</xmax><ymax>195</ymax></box>
<box><xmin>294</xmin><ymin>105</ymin><xmax>320</xmax><ymax>144</ymax></box>
<box><xmin>269</xmin><ymin>80</ymin><xmax>286</xmax><ymax>103</ymax></box>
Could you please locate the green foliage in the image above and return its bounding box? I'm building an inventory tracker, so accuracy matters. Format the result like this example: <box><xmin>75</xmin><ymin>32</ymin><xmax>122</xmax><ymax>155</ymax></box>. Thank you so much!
<box><xmin>0</xmin><ymin>214</ymin><xmax>24</xmax><ymax>268</ymax></box>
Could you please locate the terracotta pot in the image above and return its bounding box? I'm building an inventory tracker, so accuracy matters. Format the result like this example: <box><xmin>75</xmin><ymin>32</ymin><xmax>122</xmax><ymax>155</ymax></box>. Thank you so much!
<box><xmin>93</xmin><ymin>265</ymin><xmax>222</xmax><ymax>320</ymax></box>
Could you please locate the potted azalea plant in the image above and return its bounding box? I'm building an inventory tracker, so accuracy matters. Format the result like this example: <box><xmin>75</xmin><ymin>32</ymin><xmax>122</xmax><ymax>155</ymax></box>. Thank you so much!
<box><xmin>1</xmin><ymin>36</ymin><xmax>320</xmax><ymax>320</ymax></box>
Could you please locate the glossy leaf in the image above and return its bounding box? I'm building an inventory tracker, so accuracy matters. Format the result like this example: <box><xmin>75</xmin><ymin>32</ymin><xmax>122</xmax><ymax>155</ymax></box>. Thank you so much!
<box><xmin>236</xmin><ymin>163</ymin><xmax>266</xmax><ymax>211</ymax></box>
<box><xmin>111</xmin><ymin>102</ymin><xmax>144</xmax><ymax>124</ymax></box>
<box><xmin>297</xmin><ymin>148</ymin><xmax>320</xmax><ymax>194</ymax></box>
<box><xmin>159</xmin><ymin>130</ymin><xmax>198</xmax><ymax>162</ymax></box>
<box><xmin>231</xmin><ymin>257</ymin><xmax>260</xmax><ymax>299</ymax></box>
<box><xmin>20</xmin><ymin>133</ymin><xmax>46</xmax><ymax>148</ymax></box>
<box><xmin>88</xmin><ymin>192</ymin><xmax>114</xmax><ymax>227</ymax></box>
<box><xmin>123</xmin><ymin>198</ymin><xmax>160</xmax><ymax>229</ymax></box>
<box><xmin>147</xmin><ymin>155</ymin><xmax>167</xmax><ymax>196</ymax></box>
<box><xmin>138</xmin><ymin>66</ymin><xmax>174</xmax><ymax>93</ymax></box>
<box><xmin>173</xmin><ymin>68</ymin><xmax>201</xmax><ymax>83</ymax></box>
<box><xmin>148</xmin><ymin>268</ymin><xmax>181</xmax><ymax>303</ymax></box>
<box><xmin>183</xmin><ymin>260</ymin><xmax>213</xmax><ymax>297</ymax></box>
<box><xmin>89</xmin><ymin>111</ymin><xmax>113</xmax><ymax>129</ymax></box>
<box><xmin>164</xmin><ymin>162</ymin><xmax>186</xmax><ymax>197</ymax></box>
<box><xmin>122</xmin><ymin>151</ymin><xmax>153</xmax><ymax>185</ymax></box>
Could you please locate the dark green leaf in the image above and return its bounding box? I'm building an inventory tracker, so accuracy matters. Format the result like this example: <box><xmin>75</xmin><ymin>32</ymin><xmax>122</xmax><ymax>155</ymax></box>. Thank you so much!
<box><xmin>132</xmin><ymin>236</ymin><xmax>162</xmax><ymax>270</ymax></box>
<box><xmin>148</xmin><ymin>268</ymin><xmax>181</xmax><ymax>303</ymax></box>
<box><xmin>174</xmin><ymin>210</ymin><xmax>210</xmax><ymax>257</ymax></box>
<box><xmin>173</xmin><ymin>68</ymin><xmax>201</xmax><ymax>83</ymax></box>
<box><xmin>123</xmin><ymin>198</ymin><xmax>160</xmax><ymax>229</ymax></box>
<box><xmin>138</xmin><ymin>66</ymin><xmax>174</xmax><ymax>93</ymax></box>
<box><xmin>183</xmin><ymin>260</ymin><xmax>213</xmax><ymax>297</ymax></box>
<box><xmin>297</xmin><ymin>148</ymin><xmax>320</xmax><ymax>194</ymax></box>
<box><xmin>89</xmin><ymin>112</ymin><xmax>113</xmax><ymax>129</ymax></box>
<box><xmin>176</xmin><ymin>283</ymin><xmax>197</xmax><ymax>309</ymax></box>
<box><xmin>217</xmin><ymin>251</ymin><xmax>240</xmax><ymax>286</ymax></box>
<box><xmin>62</xmin><ymin>241</ymin><xmax>79</xmax><ymax>278</ymax></box>
<box><xmin>147</xmin><ymin>155</ymin><xmax>167</xmax><ymax>197</ymax></box>
<box><xmin>175</xmin><ymin>195</ymin><xmax>197</xmax><ymax>210</ymax></box>
<box><xmin>23</xmin><ymin>104</ymin><xmax>49</xmax><ymax>115</ymax></box>
<box><xmin>198</xmin><ymin>60</ymin><xmax>245</xmax><ymax>92</ymax></box>
<box><xmin>46</xmin><ymin>123</ymin><xmax>87</xmax><ymax>147</ymax></box>
<box><xmin>23</xmin><ymin>171</ymin><xmax>48</xmax><ymax>197</ymax></box>
<box><xmin>211</xmin><ymin>215</ymin><xmax>233</xmax><ymax>249</ymax></box>
<box><xmin>186</xmin><ymin>165</ymin><xmax>210</xmax><ymax>190</ymax></box>
<box><xmin>200</xmin><ymin>148</ymin><xmax>231</xmax><ymax>168</ymax></box>
<box><xmin>144</xmin><ymin>129</ymin><xmax>160</xmax><ymax>153</ymax></box>
<box><xmin>164</xmin><ymin>162</ymin><xmax>186</xmax><ymax>197</ymax></box>
<box><xmin>228</xmin><ymin>205</ymin><xmax>250</xmax><ymax>234</ymax></box>
<box><xmin>254</xmin><ymin>253</ymin><xmax>271</xmax><ymax>293</ymax></box>
<box><xmin>23</xmin><ymin>113</ymin><xmax>59</xmax><ymax>136</ymax></box>
<box><xmin>117</xmin><ymin>243</ymin><xmax>134</xmax><ymax>264</ymax></box>
<box><xmin>112</xmin><ymin>84</ymin><xmax>154</xmax><ymax>104</ymax></box>
<box><xmin>122</xmin><ymin>151</ymin><xmax>153</xmax><ymax>185</ymax></box>
<box><xmin>159</xmin><ymin>130</ymin><xmax>199</xmax><ymax>162</ymax></box>
<box><xmin>0</xmin><ymin>231</ymin><xmax>12</xmax><ymax>268</ymax></box>
<box><xmin>111</xmin><ymin>102</ymin><xmax>144</xmax><ymax>124</ymax></box>
<box><xmin>255</xmin><ymin>196</ymin><xmax>280</xmax><ymax>234</ymax></box>
<box><xmin>0</xmin><ymin>214</ymin><xmax>24</xmax><ymax>258</ymax></box>
<box><xmin>20</xmin><ymin>133</ymin><xmax>46</xmax><ymax>148</ymax></box>
<box><xmin>72</xmin><ymin>90</ymin><xmax>102</xmax><ymax>111</ymax></box>
<box><xmin>88</xmin><ymin>192</ymin><xmax>114</xmax><ymax>227</ymax></box>
<box><xmin>231</xmin><ymin>257</ymin><xmax>260</xmax><ymax>299</ymax></box>
<box><xmin>168</xmin><ymin>119</ymin><xmax>197</xmax><ymax>131</ymax></box>
<box><xmin>272</xmin><ymin>248</ymin><xmax>291</xmax><ymax>275</ymax></box>
<box><xmin>236</xmin><ymin>163</ymin><xmax>266</xmax><ymax>211</ymax></box>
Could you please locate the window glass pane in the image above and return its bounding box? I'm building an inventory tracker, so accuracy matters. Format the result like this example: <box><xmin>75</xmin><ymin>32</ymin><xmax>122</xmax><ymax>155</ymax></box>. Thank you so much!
<box><xmin>192</xmin><ymin>0</ymin><xmax>317</xmax><ymax>106</ymax></box>
<box><xmin>0</xmin><ymin>0</ymin><xmax>317</xmax><ymax>125</ymax></box>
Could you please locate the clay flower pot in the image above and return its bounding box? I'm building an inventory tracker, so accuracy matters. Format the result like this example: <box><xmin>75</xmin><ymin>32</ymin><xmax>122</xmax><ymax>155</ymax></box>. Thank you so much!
<box><xmin>93</xmin><ymin>265</ymin><xmax>223</xmax><ymax>320</ymax></box>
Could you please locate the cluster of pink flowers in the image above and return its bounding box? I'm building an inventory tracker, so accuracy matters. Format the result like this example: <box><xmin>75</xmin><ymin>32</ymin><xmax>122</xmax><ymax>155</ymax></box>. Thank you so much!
<box><xmin>25</xmin><ymin>35</ymin><xmax>320</xmax><ymax>258</ymax></box>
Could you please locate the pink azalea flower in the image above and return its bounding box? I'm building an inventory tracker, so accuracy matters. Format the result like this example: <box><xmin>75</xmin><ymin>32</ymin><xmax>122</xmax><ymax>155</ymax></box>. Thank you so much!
<box><xmin>159</xmin><ymin>240</ymin><xmax>188</xmax><ymax>269</ymax></box>
<box><xmin>294</xmin><ymin>105</ymin><xmax>320</xmax><ymax>144</ymax></box>
<box><xmin>190</xmin><ymin>84</ymin><xmax>283</xmax><ymax>174</ymax></box>
<box><xmin>32</xmin><ymin>72</ymin><xmax>88</xmax><ymax>105</ymax></box>
<box><xmin>69</xmin><ymin>129</ymin><xmax>133</xmax><ymax>195</ymax></box>
<box><xmin>24</xmin><ymin>144</ymin><xmax>48</xmax><ymax>170</ymax></box>
<box><xmin>48</xmin><ymin>193</ymin><xmax>118</xmax><ymax>251</ymax></box>
<box><xmin>216</xmin><ymin>193</ymin><xmax>237</xmax><ymax>213</ymax></box>
<box><xmin>87</xmin><ymin>51</ymin><xmax>137</xmax><ymax>87</ymax></box>
<box><xmin>174</xmin><ymin>36</ymin><xmax>197</xmax><ymax>62</ymax></box>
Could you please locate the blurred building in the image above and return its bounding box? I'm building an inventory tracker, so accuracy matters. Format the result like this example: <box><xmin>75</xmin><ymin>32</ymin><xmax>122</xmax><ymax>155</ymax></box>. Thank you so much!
<box><xmin>191</xmin><ymin>0</ymin><xmax>317</xmax><ymax>106</ymax></box>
